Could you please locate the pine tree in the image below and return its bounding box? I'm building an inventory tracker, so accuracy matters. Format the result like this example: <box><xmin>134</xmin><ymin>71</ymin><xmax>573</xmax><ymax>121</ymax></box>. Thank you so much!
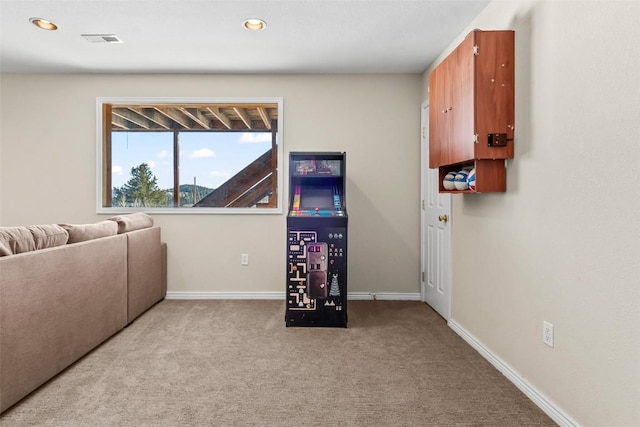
<box><xmin>113</xmin><ymin>163</ymin><xmax>167</xmax><ymax>207</ymax></box>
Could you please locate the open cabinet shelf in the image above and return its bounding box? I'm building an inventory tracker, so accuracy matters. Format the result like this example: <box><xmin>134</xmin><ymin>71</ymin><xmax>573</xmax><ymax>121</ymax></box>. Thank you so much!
<box><xmin>438</xmin><ymin>159</ymin><xmax>507</xmax><ymax>193</ymax></box>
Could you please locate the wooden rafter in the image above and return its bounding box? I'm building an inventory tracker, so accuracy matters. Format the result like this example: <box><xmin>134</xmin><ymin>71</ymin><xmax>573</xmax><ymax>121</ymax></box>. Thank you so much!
<box><xmin>207</xmin><ymin>107</ymin><xmax>232</xmax><ymax>129</ymax></box>
<box><xmin>111</xmin><ymin>121</ymin><xmax>129</xmax><ymax>130</ymax></box>
<box><xmin>112</xmin><ymin>109</ymin><xmax>151</xmax><ymax>130</ymax></box>
<box><xmin>233</xmin><ymin>107</ymin><xmax>252</xmax><ymax>129</ymax></box>
<box><xmin>154</xmin><ymin>107</ymin><xmax>192</xmax><ymax>129</ymax></box>
<box><xmin>257</xmin><ymin>107</ymin><xmax>271</xmax><ymax>130</ymax></box>
<box><xmin>128</xmin><ymin>107</ymin><xmax>172</xmax><ymax>130</ymax></box>
<box><xmin>179</xmin><ymin>107</ymin><xmax>211</xmax><ymax>129</ymax></box>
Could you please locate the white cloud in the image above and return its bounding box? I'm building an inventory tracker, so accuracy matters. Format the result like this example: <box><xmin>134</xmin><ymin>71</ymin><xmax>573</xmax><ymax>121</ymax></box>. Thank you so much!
<box><xmin>189</xmin><ymin>148</ymin><xmax>215</xmax><ymax>158</ymax></box>
<box><xmin>112</xmin><ymin>165</ymin><xmax>123</xmax><ymax>175</ymax></box>
<box><xmin>157</xmin><ymin>149</ymin><xmax>168</xmax><ymax>158</ymax></box>
<box><xmin>146</xmin><ymin>160</ymin><xmax>156</xmax><ymax>168</ymax></box>
<box><xmin>238</xmin><ymin>133</ymin><xmax>271</xmax><ymax>144</ymax></box>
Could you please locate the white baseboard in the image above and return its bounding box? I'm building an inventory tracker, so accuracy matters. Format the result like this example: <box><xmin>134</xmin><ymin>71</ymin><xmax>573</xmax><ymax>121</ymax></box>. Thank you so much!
<box><xmin>166</xmin><ymin>292</ymin><xmax>284</xmax><ymax>300</ymax></box>
<box><xmin>448</xmin><ymin>319</ymin><xmax>580</xmax><ymax>427</ymax></box>
<box><xmin>348</xmin><ymin>292</ymin><xmax>422</xmax><ymax>300</ymax></box>
<box><xmin>165</xmin><ymin>292</ymin><xmax>421</xmax><ymax>301</ymax></box>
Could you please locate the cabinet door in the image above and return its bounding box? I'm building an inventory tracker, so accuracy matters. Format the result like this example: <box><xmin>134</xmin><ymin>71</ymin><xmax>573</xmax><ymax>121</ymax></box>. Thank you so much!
<box><xmin>474</xmin><ymin>30</ymin><xmax>515</xmax><ymax>160</ymax></box>
<box><xmin>428</xmin><ymin>64</ymin><xmax>444</xmax><ymax>168</ymax></box>
<box><xmin>450</xmin><ymin>33</ymin><xmax>475</xmax><ymax>165</ymax></box>
<box><xmin>429</xmin><ymin>56</ymin><xmax>453</xmax><ymax>168</ymax></box>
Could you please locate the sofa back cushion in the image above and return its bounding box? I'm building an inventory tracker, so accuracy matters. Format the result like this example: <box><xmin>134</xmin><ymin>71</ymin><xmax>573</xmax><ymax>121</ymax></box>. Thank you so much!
<box><xmin>0</xmin><ymin>225</ymin><xmax>69</xmax><ymax>256</ymax></box>
<box><xmin>59</xmin><ymin>221</ymin><xmax>118</xmax><ymax>244</ymax></box>
<box><xmin>108</xmin><ymin>212</ymin><xmax>154</xmax><ymax>234</ymax></box>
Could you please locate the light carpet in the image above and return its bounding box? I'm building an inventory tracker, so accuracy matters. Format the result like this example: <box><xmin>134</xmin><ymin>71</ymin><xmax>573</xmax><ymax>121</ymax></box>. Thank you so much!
<box><xmin>1</xmin><ymin>300</ymin><xmax>556</xmax><ymax>426</ymax></box>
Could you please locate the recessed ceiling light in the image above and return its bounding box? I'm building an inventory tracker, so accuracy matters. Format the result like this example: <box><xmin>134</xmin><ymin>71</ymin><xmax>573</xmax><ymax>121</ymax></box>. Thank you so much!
<box><xmin>29</xmin><ymin>17</ymin><xmax>58</xmax><ymax>31</ymax></box>
<box><xmin>243</xmin><ymin>18</ymin><xmax>266</xmax><ymax>31</ymax></box>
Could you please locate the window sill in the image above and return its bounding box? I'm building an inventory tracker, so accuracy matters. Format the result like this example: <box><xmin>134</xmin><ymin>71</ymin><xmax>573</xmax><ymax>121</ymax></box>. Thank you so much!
<box><xmin>97</xmin><ymin>207</ymin><xmax>283</xmax><ymax>215</ymax></box>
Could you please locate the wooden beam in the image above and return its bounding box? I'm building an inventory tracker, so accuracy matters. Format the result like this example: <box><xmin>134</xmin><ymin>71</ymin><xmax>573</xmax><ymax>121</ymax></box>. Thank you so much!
<box><xmin>194</xmin><ymin>149</ymin><xmax>272</xmax><ymax>207</ymax></box>
<box><xmin>111</xmin><ymin>121</ymin><xmax>128</xmax><ymax>130</ymax></box>
<box><xmin>128</xmin><ymin>107</ymin><xmax>172</xmax><ymax>130</ymax></box>
<box><xmin>233</xmin><ymin>107</ymin><xmax>252</xmax><ymax>129</ymax></box>
<box><xmin>112</xmin><ymin>114</ymin><xmax>136</xmax><ymax>130</ymax></box>
<box><xmin>155</xmin><ymin>107</ymin><xmax>191</xmax><ymax>129</ymax></box>
<box><xmin>112</xmin><ymin>108</ymin><xmax>151</xmax><ymax>129</ymax></box>
<box><xmin>207</xmin><ymin>107</ymin><xmax>232</xmax><ymax>129</ymax></box>
<box><xmin>189</xmin><ymin>103</ymin><xmax>277</xmax><ymax>109</ymax></box>
<box><xmin>203</xmin><ymin>121</ymin><xmax>266</xmax><ymax>131</ymax></box>
<box><xmin>257</xmin><ymin>107</ymin><xmax>271</xmax><ymax>130</ymax></box>
<box><xmin>174</xmin><ymin>131</ymin><xmax>180</xmax><ymax>207</ymax></box>
<box><xmin>179</xmin><ymin>107</ymin><xmax>211</xmax><ymax>129</ymax></box>
<box><xmin>230</xmin><ymin>175</ymin><xmax>273</xmax><ymax>207</ymax></box>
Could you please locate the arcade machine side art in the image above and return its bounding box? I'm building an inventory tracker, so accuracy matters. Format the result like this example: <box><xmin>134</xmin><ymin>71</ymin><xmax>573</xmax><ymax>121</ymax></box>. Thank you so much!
<box><xmin>286</xmin><ymin>152</ymin><xmax>348</xmax><ymax>327</ymax></box>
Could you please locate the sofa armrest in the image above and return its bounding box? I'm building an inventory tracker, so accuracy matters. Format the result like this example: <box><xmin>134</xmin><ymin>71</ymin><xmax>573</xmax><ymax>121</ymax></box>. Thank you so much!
<box><xmin>126</xmin><ymin>227</ymin><xmax>163</xmax><ymax>323</ymax></box>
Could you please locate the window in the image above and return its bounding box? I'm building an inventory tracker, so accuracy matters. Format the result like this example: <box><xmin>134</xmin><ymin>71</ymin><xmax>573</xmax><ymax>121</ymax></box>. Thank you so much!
<box><xmin>97</xmin><ymin>98</ymin><xmax>283</xmax><ymax>214</ymax></box>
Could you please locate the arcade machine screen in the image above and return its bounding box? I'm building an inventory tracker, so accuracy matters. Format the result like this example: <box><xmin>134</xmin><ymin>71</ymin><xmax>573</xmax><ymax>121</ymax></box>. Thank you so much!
<box><xmin>301</xmin><ymin>188</ymin><xmax>333</xmax><ymax>209</ymax></box>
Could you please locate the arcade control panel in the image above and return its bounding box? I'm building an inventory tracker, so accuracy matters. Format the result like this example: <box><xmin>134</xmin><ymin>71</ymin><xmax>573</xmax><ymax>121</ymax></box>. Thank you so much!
<box><xmin>286</xmin><ymin>227</ymin><xmax>347</xmax><ymax>327</ymax></box>
<box><xmin>288</xmin><ymin>208</ymin><xmax>345</xmax><ymax>217</ymax></box>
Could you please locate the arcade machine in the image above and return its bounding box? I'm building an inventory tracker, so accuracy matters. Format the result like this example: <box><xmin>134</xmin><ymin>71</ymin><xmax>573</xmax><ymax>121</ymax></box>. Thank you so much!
<box><xmin>286</xmin><ymin>152</ymin><xmax>348</xmax><ymax>327</ymax></box>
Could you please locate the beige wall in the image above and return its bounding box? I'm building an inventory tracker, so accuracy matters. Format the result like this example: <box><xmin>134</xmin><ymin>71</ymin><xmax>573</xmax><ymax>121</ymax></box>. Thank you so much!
<box><xmin>423</xmin><ymin>0</ymin><xmax>640</xmax><ymax>425</ymax></box>
<box><xmin>0</xmin><ymin>74</ymin><xmax>423</xmax><ymax>295</ymax></box>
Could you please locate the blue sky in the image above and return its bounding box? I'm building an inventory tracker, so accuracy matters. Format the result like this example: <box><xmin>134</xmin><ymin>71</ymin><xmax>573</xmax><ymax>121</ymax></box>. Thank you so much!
<box><xmin>111</xmin><ymin>131</ymin><xmax>272</xmax><ymax>190</ymax></box>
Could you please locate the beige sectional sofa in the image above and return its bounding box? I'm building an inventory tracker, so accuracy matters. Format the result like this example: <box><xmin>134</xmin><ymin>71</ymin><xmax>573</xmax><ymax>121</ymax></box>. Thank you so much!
<box><xmin>0</xmin><ymin>213</ymin><xmax>167</xmax><ymax>413</ymax></box>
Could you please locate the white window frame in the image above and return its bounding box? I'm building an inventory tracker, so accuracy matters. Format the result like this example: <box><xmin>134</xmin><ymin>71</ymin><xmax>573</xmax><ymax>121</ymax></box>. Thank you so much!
<box><xmin>96</xmin><ymin>97</ymin><xmax>284</xmax><ymax>215</ymax></box>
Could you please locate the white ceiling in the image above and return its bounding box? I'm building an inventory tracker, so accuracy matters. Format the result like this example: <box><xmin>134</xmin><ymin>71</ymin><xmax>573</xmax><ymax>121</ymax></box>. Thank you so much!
<box><xmin>0</xmin><ymin>0</ymin><xmax>489</xmax><ymax>74</ymax></box>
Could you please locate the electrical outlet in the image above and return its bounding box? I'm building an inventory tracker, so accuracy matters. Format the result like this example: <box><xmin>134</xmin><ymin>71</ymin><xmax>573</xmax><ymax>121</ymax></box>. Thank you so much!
<box><xmin>543</xmin><ymin>321</ymin><xmax>554</xmax><ymax>348</ymax></box>
<box><xmin>241</xmin><ymin>253</ymin><xmax>249</xmax><ymax>266</ymax></box>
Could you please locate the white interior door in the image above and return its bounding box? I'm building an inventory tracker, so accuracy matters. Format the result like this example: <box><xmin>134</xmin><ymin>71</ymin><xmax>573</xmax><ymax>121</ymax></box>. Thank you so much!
<box><xmin>420</xmin><ymin>102</ymin><xmax>452</xmax><ymax>320</ymax></box>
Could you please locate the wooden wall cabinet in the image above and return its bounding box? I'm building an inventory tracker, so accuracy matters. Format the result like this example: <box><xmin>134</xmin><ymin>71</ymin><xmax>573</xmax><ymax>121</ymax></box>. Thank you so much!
<box><xmin>429</xmin><ymin>30</ymin><xmax>514</xmax><ymax>193</ymax></box>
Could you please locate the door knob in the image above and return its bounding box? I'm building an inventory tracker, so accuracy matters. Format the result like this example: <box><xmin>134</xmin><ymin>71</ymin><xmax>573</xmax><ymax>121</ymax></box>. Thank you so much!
<box><xmin>438</xmin><ymin>214</ymin><xmax>448</xmax><ymax>223</ymax></box>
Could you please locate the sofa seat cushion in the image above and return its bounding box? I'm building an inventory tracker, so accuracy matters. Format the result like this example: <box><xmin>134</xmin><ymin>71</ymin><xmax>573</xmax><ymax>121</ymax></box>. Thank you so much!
<box><xmin>0</xmin><ymin>225</ymin><xmax>69</xmax><ymax>256</ymax></box>
<box><xmin>60</xmin><ymin>221</ymin><xmax>118</xmax><ymax>244</ymax></box>
<box><xmin>108</xmin><ymin>212</ymin><xmax>154</xmax><ymax>234</ymax></box>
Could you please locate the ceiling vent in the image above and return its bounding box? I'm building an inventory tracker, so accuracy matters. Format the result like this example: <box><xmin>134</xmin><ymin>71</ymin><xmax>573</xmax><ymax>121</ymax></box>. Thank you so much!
<box><xmin>81</xmin><ymin>34</ymin><xmax>122</xmax><ymax>43</ymax></box>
